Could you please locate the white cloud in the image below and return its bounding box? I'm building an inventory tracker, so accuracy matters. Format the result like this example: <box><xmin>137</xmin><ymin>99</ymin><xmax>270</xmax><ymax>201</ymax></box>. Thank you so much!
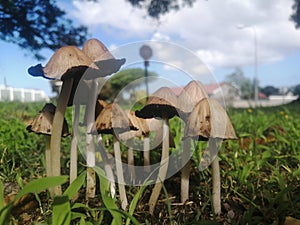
<box><xmin>71</xmin><ymin>0</ymin><xmax>157</xmax><ymax>38</ymax></box>
<box><xmin>70</xmin><ymin>0</ymin><xmax>300</xmax><ymax>71</ymax></box>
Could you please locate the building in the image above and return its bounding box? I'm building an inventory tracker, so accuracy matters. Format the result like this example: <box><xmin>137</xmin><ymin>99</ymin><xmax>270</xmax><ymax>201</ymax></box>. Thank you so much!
<box><xmin>204</xmin><ymin>82</ymin><xmax>240</xmax><ymax>103</ymax></box>
<box><xmin>0</xmin><ymin>85</ymin><xmax>50</xmax><ymax>102</ymax></box>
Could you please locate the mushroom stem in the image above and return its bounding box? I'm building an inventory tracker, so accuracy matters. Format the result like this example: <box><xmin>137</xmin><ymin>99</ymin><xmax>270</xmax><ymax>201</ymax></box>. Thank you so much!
<box><xmin>50</xmin><ymin>78</ymin><xmax>74</xmax><ymax>196</ymax></box>
<box><xmin>70</xmin><ymin>104</ymin><xmax>80</xmax><ymax>184</ymax></box>
<box><xmin>149</xmin><ymin>118</ymin><xmax>169</xmax><ymax>214</ymax></box>
<box><xmin>209</xmin><ymin>139</ymin><xmax>221</xmax><ymax>216</ymax></box>
<box><xmin>45</xmin><ymin>135</ymin><xmax>54</xmax><ymax>198</ymax></box>
<box><xmin>143</xmin><ymin>134</ymin><xmax>150</xmax><ymax>171</ymax></box>
<box><xmin>127</xmin><ymin>139</ymin><xmax>135</xmax><ymax>183</ymax></box>
<box><xmin>45</xmin><ymin>136</ymin><xmax>51</xmax><ymax>177</ymax></box>
<box><xmin>85</xmin><ymin>80</ymin><xmax>98</xmax><ymax>199</ymax></box>
<box><xmin>181</xmin><ymin>138</ymin><xmax>191</xmax><ymax>203</ymax></box>
<box><xmin>97</xmin><ymin>136</ymin><xmax>116</xmax><ymax>197</ymax></box>
<box><xmin>114</xmin><ymin>135</ymin><xmax>128</xmax><ymax>210</ymax></box>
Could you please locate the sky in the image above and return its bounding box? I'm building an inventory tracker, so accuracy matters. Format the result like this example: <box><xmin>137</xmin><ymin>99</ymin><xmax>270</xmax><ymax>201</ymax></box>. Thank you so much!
<box><xmin>0</xmin><ymin>0</ymin><xmax>300</xmax><ymax>97</ymax></box>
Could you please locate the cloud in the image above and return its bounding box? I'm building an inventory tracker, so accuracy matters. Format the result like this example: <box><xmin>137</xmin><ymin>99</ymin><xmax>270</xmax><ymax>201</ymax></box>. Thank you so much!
<box><xmin>70</xmin><ymin>0</ymin><xmax>300</xmax><ymax>71</ymax></box>
<box><xmin>71</xmin><ymin>0</ymin><xmax>157</xmax><ymax>38</ymax></box>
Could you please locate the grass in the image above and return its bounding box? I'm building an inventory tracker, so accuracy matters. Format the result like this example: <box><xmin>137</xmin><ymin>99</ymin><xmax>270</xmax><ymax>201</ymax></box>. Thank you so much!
<box><xmin>0</xmin><ymin>100</ymin><xmax>299</xmax><ymax>224</ymax></box>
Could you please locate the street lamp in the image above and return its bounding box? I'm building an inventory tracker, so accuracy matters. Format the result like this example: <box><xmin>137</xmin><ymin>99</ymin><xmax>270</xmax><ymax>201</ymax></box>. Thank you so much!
<box><xmin>139</xmin><ymin>44</ymin><xmax>153</xmax><ymax>101</ymax></box>
<box><xmin>237</xmin><ymin>24</ymin><xmax>258</xmax><ymax>107</ymax></box>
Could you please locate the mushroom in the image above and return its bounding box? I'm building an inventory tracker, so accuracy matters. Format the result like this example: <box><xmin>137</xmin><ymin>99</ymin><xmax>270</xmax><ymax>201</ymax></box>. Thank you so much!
<box><xmin>81</xmin><ymin>38</ymin><xmax>125</xmax><ymax>198</ymax></box>
<box><xmin>177</xmin><ymin>80</ymin><xmax>208</xmax><ymax>203</ymax></box>
<box><xmin>135</xmin><ymin>86</ymin><xmax>179</xmax><ymax>214</ymax></box>
<box><xmin>93</xmin><ymin>103</ymin><xmax>134</xmax><ymax>210</ymax></box>
<box><xmin>26</xmin><ymin>103</ymin><xmax>70</xmax><ymax>196</ymax></box>
<box><xmin>119</xmin><ymin>110</ymin><xmax>149</xmax><ymax>183</ymax></box>
<box><xmin>184</xmin><ymin>98</ymin><xmax>237</xmax><ymax>215</ymax></box>
<box><xmin>28</xmin><ymin>46</ymin><xmax>98</xmax><ymax>196</ymax></box>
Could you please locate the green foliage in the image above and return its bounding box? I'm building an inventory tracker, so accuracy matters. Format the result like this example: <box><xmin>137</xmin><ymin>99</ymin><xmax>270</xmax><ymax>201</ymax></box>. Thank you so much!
<box><xmin>127</xmin><ymin>0</ymin><xmax>196</xmax><ymax>18</ymax></box>
<box><xmin>220</xmin><ymin>103</ymin><xmax>300</xmax><ymax>223</ymax></box>
<box><xmin>225</xmin><ymin>68</ymin><xmax>253</xmax><ymax>99</ymax></box>
<box><xmin>94</xmin><ymin>166</ymin><xmax>123</xmax><ymax>225</ymax></box>
<box><xmin>0</xmin><ymin>176</ymin><xmax>68</xmax><ymax>225</ymax></box>
<box><xmin>291</xmin><ymin>0</ymin><xmax>300</xmax><ymax>28</ymax></box>
<box><xmin>99</xmin><ymin>68</ymin><xmax>158</xmax><ymax>102</ymax></box>
<box><xmin>0</xmin><ymin>0</ymin><xmax>88</xmax><ymax>59</ymax></box>
<box><xmin>0</xmin><ymin>101</ymin><xmax>299</xmax><ymax>224</ymax></box>
<box><xmin>52</xmin><ymin>196</ymin><xmax>71</xmax><ymax>225</ymax></box>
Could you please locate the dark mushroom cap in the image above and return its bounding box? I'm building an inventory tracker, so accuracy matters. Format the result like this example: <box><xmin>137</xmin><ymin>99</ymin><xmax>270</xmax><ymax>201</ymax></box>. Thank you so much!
<box><xmin>26</xmin><ymin>103</ymin><xmax>70</xmax><ymax>137</ymax></box>
<box><xmin>184</xmin><ymin>98</ymin><xmax>237</xmax><ymax>140</ymax></box>
<box><xmin>93</xmin><ymin>103</ymin><xmax>136</xmax><ymax>135</ymax></box>
<box><xmin>177</xmin><ymin>80</ymin><xmax>208</xmax><ymax>115</ymax></box>
<box><xmin>135</xmin><ymin>87</ymin><xmax>179</xmax><ymax>119</ymax></box>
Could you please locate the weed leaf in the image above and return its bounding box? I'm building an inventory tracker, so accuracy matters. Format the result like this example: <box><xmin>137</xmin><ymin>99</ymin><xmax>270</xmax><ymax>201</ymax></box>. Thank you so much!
<box><xmin>14</xmin><ymin>176</ymin><xmax>68</xmax><ymax>200</ymax></box>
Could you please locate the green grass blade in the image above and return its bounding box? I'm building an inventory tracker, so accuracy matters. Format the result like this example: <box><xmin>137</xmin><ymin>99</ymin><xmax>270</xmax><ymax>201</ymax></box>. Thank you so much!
<box><xmin>15</xmin><ymin>176</ymin><xmax>69</xmax><ymax>200</ymax></box>
<box><xmin>126</xmin><ymin>181</ymin><xmax>151</xmax><ymax>225</ymax></box>
<box><xmin>52</xmin><ymin>195</ymin><xmax>71</xmax><ymax>225</ymax></box>
<box><xmin>161</xmin><ymin>182</ymin><xmax>173</xmax><ymax>225</ymax></box>
<box><xmin>0</xmin><ymin>180</ymin><xmax>4</xmax><ymax>210</ymax></box>
<box><xmin>63</xmin><ymin>171</ymin><xmax>86</xmax><ymax>200</ymax></box>
<box><xmin>93</xmin><ymin>166</ymin><xmax>123</xmax><ymax>224</ymax></box>
<box><xmin>0</xmin><ymin>204</ymin><xmax>12</xmax><ymax>225</ymax></box>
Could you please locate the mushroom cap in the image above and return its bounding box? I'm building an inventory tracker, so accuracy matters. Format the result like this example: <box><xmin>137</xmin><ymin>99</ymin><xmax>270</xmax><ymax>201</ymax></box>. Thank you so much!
<box><xmin>127</xmin><ymin>110</ymin><xmax>150</xmax><ymax>134</ymax></box>
<box><xmin>82</xmin><ymin>38</ymin><xmax>126</xmax><ymax>80</ymax></box>
<box><xmin>177</xmin><ymin>80</ymin><xmax>208</xmax><ymax>115</ymax></box>
<box><xmin>44</xmin><ymin>46</ymin><xmax>95</xmax><ymax>80</ymax></box>
<box><xmin>93</xmin><ymin>103</ymin><xmax>135</xmax><ymax>134</ymax></box>
<box><xmin>184</xmin><ymin>98</ymin><xmax>237</xmax><ymax>140</ymax></box>
<box><xmin>26</xmin><ymin>103</ymin><xmax>70</xmax><ymax>137</ymax></box>
<box><xmin>135</xmin><ymin>87</ymin><xmax>179</xmax><ymax>119</ymax></box>
<box><xmin>82</xmin><ymin>38</ymin><xmax>114</xmax><ymax>61</ymax></box>
<box><xmin>95</xmin><ymin>99</ymin><xmax>107</xmax><ymax>120</ymax></box>
<box><xmin>118</xmin><ymin>110</ymin><xmax>151</xmax><ymax>141</ymax></box>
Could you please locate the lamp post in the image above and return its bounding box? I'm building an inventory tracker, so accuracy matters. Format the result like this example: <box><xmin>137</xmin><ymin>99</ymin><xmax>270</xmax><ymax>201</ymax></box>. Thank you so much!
<box><xmin>237</xmin><ymin>24</ymin><xmax>258</xmax><ymax>107</ymax></box>
<box><xmin>139</xmin><ymin>45</ymin><xmax>153</xmax><ymax>101</ymax></box>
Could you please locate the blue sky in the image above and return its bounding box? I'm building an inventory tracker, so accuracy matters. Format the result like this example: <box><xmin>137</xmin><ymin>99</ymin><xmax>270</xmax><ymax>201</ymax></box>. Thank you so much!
<box><xmin>0</xmin><ymin>0</ymin><xmax>299</xmax><ymax>97</ymax></box>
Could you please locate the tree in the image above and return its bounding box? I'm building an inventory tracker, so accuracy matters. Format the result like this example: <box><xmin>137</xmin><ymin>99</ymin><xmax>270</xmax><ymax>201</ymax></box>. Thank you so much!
<box><xmin>291</xmin><ymin>0</ymin><xmax>300</xmax><ymax>28</ymax></box>
<box><xmin>292</xmin><ymin>84</ymin><xmax>300</xmax><ymax>97</ymax></box>
<box><xmin>225</xmin><ymin>68</ymin><xmax>253</xmax><ymax>100</ymax></box>
<box><xmin>127</xmin><ymin>0</ymin><xmax>196</xmax><ymax>18</ymax></box>
<box><xmin>261</xmin><ymin>85</ymin><xmax>279</xmax><ymax>97</ymax></box>
<box><xmin>0</xmin><ymin>0</ymin><xmax>88</xmax><ymax>59</ymax></box>
<box><xmin>99</xmin><ymin>68</ymin><xmax>158</xmax><ymax>102</ymax></box>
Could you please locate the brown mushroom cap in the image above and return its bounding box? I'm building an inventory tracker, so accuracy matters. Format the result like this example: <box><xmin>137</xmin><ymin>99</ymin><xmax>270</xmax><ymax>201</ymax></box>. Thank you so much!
<box><xmin>127</xmin><ymin>110</ymin><xmax>150</xmax><ymax>135</ymax></box>
<box><xmin>184</xmin><ymin>98</ymin><xmax>237</xmax><ymax>140</ymax></box>
<box><xmin>93</xmin><ymin>103</ymin><xmax>136</xmax><ymax>134</ymax></box>
<box><xmin>135</xmin><ymin>87</ymin><xmax>179</xmax><ymax>119</ymax></box>
<box><xmin>26</xmin><ymin>103</ymin><xmax>70</xmax><ymax>137</ymax></box>
<box><xmin>95</xmin><ymin>98</ymin><xmax>107</xmax><ymax>120</ymax></box>
<box><xmin>43</xmin><ymin>46</ymin><xmax>95</xmax><ymax>81</ymax></box>
<box><xmin>82</xmin><ymin>38</ymin><xmax>114</xmax><ymax>61</ymax></box>
<box><xmin>177</xmin><ymin>80</ymin><xmax>208</xmax><ymax>115</ymax></box>
<box><xmin>82</xmin><ymin>38</ymin><xmax>126</xmax><ymax>80</ymax></box>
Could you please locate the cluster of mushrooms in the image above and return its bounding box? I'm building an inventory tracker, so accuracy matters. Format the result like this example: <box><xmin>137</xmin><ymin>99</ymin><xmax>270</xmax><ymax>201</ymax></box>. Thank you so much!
<box><xmin>26</xmin><ymin>38</ymin><xmax>237</xmax><ymax>216</ymax></box>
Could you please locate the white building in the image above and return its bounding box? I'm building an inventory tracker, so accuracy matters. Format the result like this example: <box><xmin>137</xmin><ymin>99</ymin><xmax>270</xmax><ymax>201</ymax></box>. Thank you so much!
<box><xmin>0</xmin><ymin>85</ymin><xmax>49</xmax><ymax>102</ymax></box>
